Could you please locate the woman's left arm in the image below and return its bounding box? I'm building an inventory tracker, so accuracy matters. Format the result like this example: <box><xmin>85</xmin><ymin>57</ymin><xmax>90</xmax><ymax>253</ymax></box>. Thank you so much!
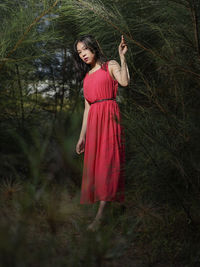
<box><xmin>109</xmin><ymin>35</ymin><xmax>130</xmax><ymax>87</ymax></box>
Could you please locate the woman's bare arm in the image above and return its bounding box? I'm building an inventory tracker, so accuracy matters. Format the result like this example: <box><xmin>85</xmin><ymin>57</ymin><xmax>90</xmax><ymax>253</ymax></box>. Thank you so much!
<box><xmin>108</xmin><ymin>58</ymin><xmax>130</xmax><ymax>87</ymax></box>
<box><xmin>79</xmin><ymin>99</ymin><xmax>90</xmax><ymax>139</ymax></box>
<box><xmin>108</xmin><ymin>35</ymin><xmax>130</xmax><ymax>87</ymax></box>
<box><xmin>76</xmin><ymin>99</ymin><xmax>90</xmax><ymax>154</ymax></box>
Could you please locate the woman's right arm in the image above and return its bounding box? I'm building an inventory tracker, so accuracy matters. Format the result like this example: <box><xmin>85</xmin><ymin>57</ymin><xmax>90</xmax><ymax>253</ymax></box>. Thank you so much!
<box><xmin>76</xmin><ymin>99</ymin><xmax>90</xmax><ymax>154</ymax></box>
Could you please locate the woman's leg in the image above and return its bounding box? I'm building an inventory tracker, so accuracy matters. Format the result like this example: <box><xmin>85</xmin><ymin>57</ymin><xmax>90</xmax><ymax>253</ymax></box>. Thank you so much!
<box><xmin>95</xmin><ymin>200</ymin><xmax>107</xmax><ymax>219</ymax></box>
<box><xmin>87</xmin><ymin>200</ymin><xmax>107</xmax><ymax>231</ymax></box>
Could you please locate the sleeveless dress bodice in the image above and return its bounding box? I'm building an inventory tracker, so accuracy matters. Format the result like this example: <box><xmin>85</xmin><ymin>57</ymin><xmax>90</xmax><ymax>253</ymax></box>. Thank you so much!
<box><xmin>83</xmin><ymin>63</ymin><xmax>118</xmax><ymax>104</ymax></box>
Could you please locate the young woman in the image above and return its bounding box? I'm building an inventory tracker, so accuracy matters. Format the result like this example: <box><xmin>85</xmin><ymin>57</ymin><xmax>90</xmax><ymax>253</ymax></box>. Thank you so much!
<box><xmin>74</xmin><ymin>34</ymin><xmax>130</xmax><ymax>231</ymax></box>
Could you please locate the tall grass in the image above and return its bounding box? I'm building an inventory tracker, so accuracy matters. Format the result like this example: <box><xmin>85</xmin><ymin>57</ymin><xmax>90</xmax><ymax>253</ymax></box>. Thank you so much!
<box><xmin>1</xmin><ymin>0</ymin><xmax>200</xmax><ymax>266</ymax></box>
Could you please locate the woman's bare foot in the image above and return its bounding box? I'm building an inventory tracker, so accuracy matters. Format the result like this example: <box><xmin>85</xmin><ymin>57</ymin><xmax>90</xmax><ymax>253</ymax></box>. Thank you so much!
<box><xmin>87</xmin><ymin>200</ymin><xmax>107</xmax><ymax>232</ymax></box>
<box><xmin>87</xmin><ymin>217</ymin><xmax>103</xmax><ymax>232</ymax></box>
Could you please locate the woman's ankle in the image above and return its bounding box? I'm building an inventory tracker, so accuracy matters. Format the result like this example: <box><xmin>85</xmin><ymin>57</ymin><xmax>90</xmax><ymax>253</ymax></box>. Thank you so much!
<box><xmin>95</xmin><ymin>213</ymin><xmax>104</xmax><ymax>220</ymax></box>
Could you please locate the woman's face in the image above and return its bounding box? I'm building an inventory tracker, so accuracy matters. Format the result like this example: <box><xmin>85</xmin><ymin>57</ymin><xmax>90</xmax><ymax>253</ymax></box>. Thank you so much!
<box><xmin>76</xmin><ymin>41</ymin><xmax>96</xmax><ymax>65</ymax></box>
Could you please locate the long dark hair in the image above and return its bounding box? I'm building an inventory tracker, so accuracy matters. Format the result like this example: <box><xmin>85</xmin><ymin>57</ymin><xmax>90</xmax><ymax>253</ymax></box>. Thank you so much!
<box><xmin>73</xmin><ymin>35</ymin><xmax>107</xmax><ymax>81</ymax></box>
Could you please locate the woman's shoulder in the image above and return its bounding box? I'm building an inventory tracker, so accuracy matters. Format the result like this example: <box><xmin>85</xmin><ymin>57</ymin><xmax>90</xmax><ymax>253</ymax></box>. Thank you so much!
<box><xmin>102</xmin><ymin>60</ymin><xmax>117</xmax><ymax>66</ymax></box>
<box><xmin>108</xmin><ymin>59</ymin><xmax>118</xmax><ymax>64</ymax></box>
<box><xmin>106</xmin><ymin>60</ymin><xmax>118</xmax><ymax>81</ymax></box>
<box><xmin>107</xmin><ymin>60</ymin><xmax>119</xmax><ymax>71</ymax></box>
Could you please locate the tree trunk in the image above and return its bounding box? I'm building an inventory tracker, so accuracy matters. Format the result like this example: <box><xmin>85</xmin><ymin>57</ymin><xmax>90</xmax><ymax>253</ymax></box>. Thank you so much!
<box><xmin>15</xmin><ymin>64</ymin><xmax>25</xmax><ymax>129</ymax></box>
<box><xmin>189</xmin><ymin>0</ymin><xmax>200</xmax><ymax>57</ymax></box>
<box><xmin>50</xmin><ymin>66</ymin><xmax>58</xmax><ymax>119</ymax></box>
<box><xmin>60</xmin><ymin>47</ymin><xmax>67</xmax><ymax>112</ymax></box>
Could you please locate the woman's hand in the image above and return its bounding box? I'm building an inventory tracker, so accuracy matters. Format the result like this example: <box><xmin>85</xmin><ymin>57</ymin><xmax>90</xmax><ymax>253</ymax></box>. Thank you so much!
<box><xmin>76</xmin><ymin>137</ymin><xmax>85</xmax><ymax>154</ymax></box>
<box><xmin>118</xmin><ymin>35</ymin><xmax>128</xmax><ymax>57</ymax></box>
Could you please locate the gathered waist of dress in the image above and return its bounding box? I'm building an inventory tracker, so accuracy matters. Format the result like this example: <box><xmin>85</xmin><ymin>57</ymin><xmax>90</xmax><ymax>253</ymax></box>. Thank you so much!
<box><xmin>90</xmin><ymin>98</ymin><xmax>116</xmax><ymax>105</ymax></box>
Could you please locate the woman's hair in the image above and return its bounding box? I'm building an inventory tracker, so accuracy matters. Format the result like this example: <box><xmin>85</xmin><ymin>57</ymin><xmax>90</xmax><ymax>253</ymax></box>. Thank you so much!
<box><xmin>73</xmin><ymin>35</ymin><xmax>107</xmax><ymax>81</ymax></box>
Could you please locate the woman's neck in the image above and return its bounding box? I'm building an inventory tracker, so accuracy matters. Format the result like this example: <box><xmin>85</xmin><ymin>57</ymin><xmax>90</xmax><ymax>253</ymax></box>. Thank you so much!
<box><xmin>90</xmin><ymin>60</ymin><xmax>100</xmax><ymax>69</ymax></box>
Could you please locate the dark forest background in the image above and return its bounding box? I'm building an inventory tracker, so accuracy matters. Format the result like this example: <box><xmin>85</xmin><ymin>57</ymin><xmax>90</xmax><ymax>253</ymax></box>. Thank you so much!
<box><xmin>1</xmin><ymin>0</ymin><xmax>200</xmax><ymax>266</ymax></box>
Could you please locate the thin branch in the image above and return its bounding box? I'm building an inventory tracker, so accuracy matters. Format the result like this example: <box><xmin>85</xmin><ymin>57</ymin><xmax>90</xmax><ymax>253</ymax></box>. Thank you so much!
<box><xmin>0</xmin><ymin>0</ymin><xmax>59</xmax><ymax>71</ymax></box>
<box><xmin>77</xmin><ymin>0</ymin><xmax>200</xmax><ymax>79</ymax></box>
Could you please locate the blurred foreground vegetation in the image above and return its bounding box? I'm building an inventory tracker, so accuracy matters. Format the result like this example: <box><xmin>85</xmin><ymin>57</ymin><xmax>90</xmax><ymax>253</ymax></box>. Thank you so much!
<box><xmin>1</xmin><ymin>0</ymin><xmax>200</xmax><ymax>266</ymax></box>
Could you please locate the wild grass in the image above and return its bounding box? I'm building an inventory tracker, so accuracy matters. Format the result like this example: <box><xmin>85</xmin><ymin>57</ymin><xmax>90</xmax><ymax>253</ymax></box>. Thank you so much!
<box><xmin>1</xmin><ymin>175</ymin><xmax>199</xmax><ymax>266</ymax></box>
<box><xmin>1</xmin><ymin>0</ymin><xmax>200</xmax><ymax>266</ymax></box>
<box><xmin>1</xmin><ymin>113</ymin><xmax>200</xmax><ymax>266</ymax></box>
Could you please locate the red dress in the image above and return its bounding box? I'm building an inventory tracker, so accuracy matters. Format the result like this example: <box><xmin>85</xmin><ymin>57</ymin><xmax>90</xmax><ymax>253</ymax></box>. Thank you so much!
<box><xmin>80</xmin><ymin>61</ymin><xmax>125</xmax><ymax>204</ymax></box>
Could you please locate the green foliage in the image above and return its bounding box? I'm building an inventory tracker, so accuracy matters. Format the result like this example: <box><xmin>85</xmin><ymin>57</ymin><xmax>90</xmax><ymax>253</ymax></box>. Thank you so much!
<box><xmin>1</xmin><ymin>0</ymin><xmax>200</xmax><ymax>266</ymax></box>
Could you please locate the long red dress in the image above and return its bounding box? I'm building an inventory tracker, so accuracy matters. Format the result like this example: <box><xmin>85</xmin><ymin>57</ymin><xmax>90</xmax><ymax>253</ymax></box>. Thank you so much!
<box><xmin>80</xmin><ymin>61</ymin><xmax>125</xmax><ymax>204</ymax></box>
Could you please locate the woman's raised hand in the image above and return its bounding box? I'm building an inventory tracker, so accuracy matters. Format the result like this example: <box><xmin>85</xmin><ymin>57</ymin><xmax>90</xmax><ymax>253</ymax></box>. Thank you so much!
<box><xmin>118</xmin><ymin>35</ymin><xmax>128</xmax><ymax>57</ymax></box>
<box><xmin>76</xmin><ymin>137</ymin><xmax>85</xmax><ymax>154</ymax></box>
